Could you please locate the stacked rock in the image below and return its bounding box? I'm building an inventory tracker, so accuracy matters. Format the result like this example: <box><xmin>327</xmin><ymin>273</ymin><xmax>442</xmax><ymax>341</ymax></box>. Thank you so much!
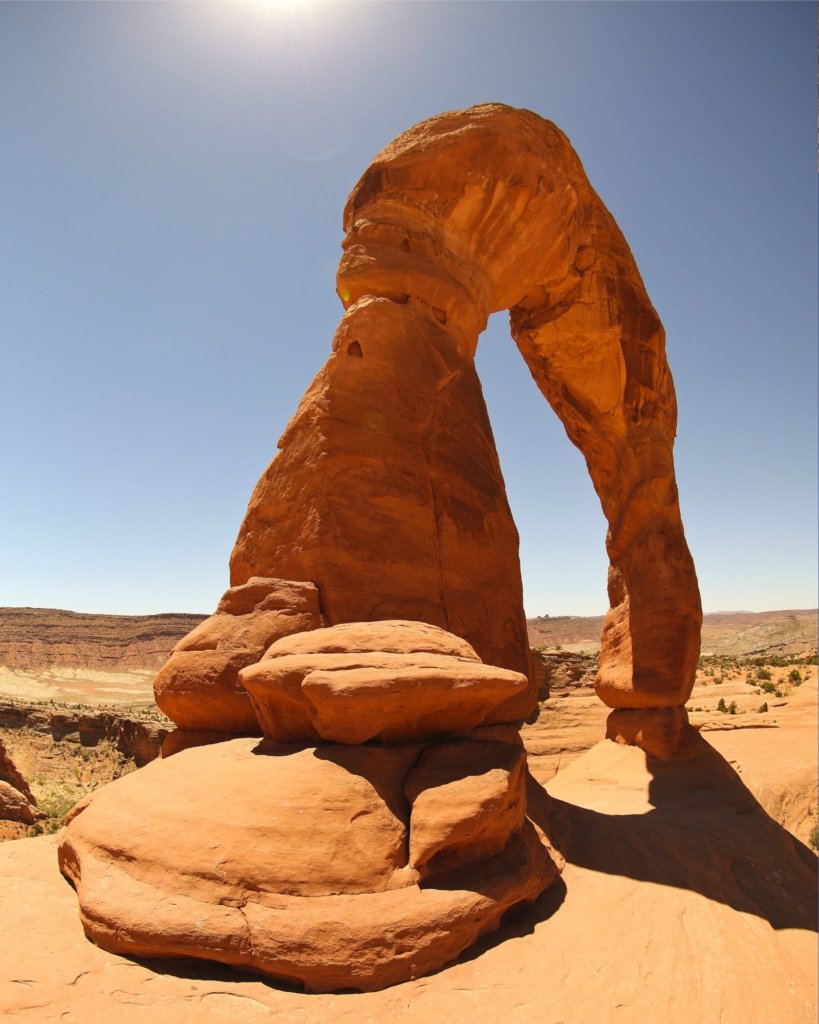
<box><xmin>153</xmin><ymin>576</ymin><xmax>323</xmax><ymax>735</ymax></box>
<box><xmin>58</xmin><ymin>616</ymin><xmax>557</xmax><ymax>992</ymax></box>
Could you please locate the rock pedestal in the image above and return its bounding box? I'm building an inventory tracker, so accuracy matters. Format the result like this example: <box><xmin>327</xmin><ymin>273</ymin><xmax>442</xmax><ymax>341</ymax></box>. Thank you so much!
<box><xmin>59</xmin><ymin>621</ymin><xmax>557</xmax><ymax>992</ymax></box>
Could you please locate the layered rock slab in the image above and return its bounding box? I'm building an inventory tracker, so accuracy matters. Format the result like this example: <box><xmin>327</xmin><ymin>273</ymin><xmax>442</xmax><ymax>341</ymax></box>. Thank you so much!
<box><xmin>241</xmin><ymin>620</ymin><xmax>528</xmax><ymax>744</ymax></box>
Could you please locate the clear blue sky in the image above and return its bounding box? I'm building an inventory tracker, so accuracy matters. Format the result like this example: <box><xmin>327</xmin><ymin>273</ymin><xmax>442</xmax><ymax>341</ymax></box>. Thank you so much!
<box><xmin>1</xmin><ymin>1</ymin><xmax>816</xmax><ymax>617</ymax></box>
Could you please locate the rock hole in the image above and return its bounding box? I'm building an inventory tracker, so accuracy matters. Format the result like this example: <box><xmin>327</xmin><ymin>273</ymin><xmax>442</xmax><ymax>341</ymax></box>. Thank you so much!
<box><xmin>401</xmin><ymin>237</ymin><xmax>410</xmax><ymax>252</ymax></box>
<box><xmin>347</xmin><ymin>340</ymin><xmax>363</xmax><ymax>358</ymax></box>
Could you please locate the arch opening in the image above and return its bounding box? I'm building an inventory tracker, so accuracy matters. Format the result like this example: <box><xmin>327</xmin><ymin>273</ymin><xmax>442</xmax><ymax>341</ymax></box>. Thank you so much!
<box><xmin>473</xmin><ymin>308</ymin><xmax>609</xmax><ymax>622</ymax></box>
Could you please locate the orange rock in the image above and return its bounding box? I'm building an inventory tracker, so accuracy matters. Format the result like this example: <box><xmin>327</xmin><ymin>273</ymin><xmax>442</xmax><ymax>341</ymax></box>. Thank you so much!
<box><xmin>340</xmin><ymin>104</ymin><xmax>701</xmax><ymax>712</ymax></box>
<box><xmin>0</xmin><ymin>781</ymin><xmax>40</xmax><ymax>825</ymax></box>
<box><xmin>229</xmin><ymin>296</ymin><xmax>534</xmax><ymax>711</ymax></box>
<box><xmin>0</xmin><ymin>737</ymin><xmax>41</xmax><ymax>826</ymax></box>
<box><xmin>153</xmin><ymin>577</ymin><xmax>321</xmax><ymax>731</ymax></box>
<box><xmin>228</xmin><ymin>103</ymin><xmax>700</xmax><ymax>718</ymax></box>
<box><xmin>58</xmin><ymin>103</ymin><xmax>706</xmax><ymax>992</ymax></box>
<box><xmin>265</xmin><ymin>618</ymin><xmax>480</xmax><ymax>661</ymax></box>
<box><xmin>240</xmin><ymin>622</ymin><xmax>528</xmax><ymax>743</ymax></box>
<box><xmin>605</xmin><ymin>705</ymin><xmax>696</xmax><ymax>760</ymax></box>
<box><xmin>58</xmin><ymin>736</ymin><xmax>555</xmax><ymax>992</ymax></box>
<box><xmin>0</xmin><ymin>736</ymin><xmax>35</xmax><ymax>805</ymax></box>
<box><xmin>160</xmin><ymin>727</ymin><xmax>247</xmax><ymax>758</ymax></box>
<box><xmin>405</xmin><ymin>736</ymin><xmax>526</xmax><ymax>873</ymax></box>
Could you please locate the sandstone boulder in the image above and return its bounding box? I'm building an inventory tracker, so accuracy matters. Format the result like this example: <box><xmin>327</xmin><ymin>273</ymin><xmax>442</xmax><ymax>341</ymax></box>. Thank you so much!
<box><xmin>0</xmin><ymin>735</ymin><xmax>36</xmax><ymax>804</ymax></box>
<box><xmin>265</xmin><ymin>618</ymin><xmax>480</xmax><ymax>661</ymax></box>
<box><xmin>605</xmin><ymin>706</ymin><xmax>696</xmax><ymax>760</ymax></box>
<box><xmin>0</xmin><ymin>780</ymin><xmax>40</xmax><ymax>826</ymax></box>
<box><xmin>59</xmin><ymin>735</ymin><xmax>556</xmax><ymax>992</ymax></box>
<box><xmin>240</xmin><ymin>621</ymin><xmax>528</xmax><ymax>743</ymax></box>
<box><xmin>405</xmin><ymin>736</ymin><xmax>526</xmax><ymax>873</ymax></box>
<box><xmin>153</xmin><ymin>577</ymin><xmax>322</xmax><ymax>732</ymax></box>
<box><xmin>0</xmin><ymin>736</ymin><xmax>41</xmax><ymax>826</ymax></box>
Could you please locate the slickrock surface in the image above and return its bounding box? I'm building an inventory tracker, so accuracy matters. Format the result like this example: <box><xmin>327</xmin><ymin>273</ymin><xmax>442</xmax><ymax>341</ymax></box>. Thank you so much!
<box><xmin>0</xmin><ymin>608</ymin><xmax>205</xmax><ymax>671</ymax></box>
<box><xmin>3</xmin><ymin>737</ymin><xmax>815</xmax><ymax>1022</ymax></box>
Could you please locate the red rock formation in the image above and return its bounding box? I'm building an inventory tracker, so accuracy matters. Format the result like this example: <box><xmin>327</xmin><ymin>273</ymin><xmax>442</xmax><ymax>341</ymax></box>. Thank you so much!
<box><xmin>64</xmin><ymin>103</ymin><xmax>704</xmax><ymax>994</ymax></box>
<box><xmin>0</xmin><ymin>736</ymin><xmax>41</xmax><ymax>826</ymax></box>
<box><xmin>227</xmin><ymin>102</ymin><xmax>700</xmax><ymax>735</ymax></box>
<box><xmin>240</xmin><ymin>620</ymin><xmax>529</xmax><ymax>743</ymax></box>
<box><xmin>230</xmin><ymin>296</ymin><xmax>532</xmax><ymax>692</ymax></box>
<box><xmin>62</xmin><ymin>622</ymin><xmax>557</xmax><ymax>991</ymax></box>
<box><xmin>153</xmin><ymin>577</ymin><xmax>322</xmax><ymax>732</ymax></box>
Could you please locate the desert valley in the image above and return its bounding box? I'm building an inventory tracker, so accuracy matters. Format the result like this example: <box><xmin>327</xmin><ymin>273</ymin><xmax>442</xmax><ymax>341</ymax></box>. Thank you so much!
<box><xmin>2</xmin><ymin>605</ymin><xmax>816</xmax><ymax>847</ymax></box>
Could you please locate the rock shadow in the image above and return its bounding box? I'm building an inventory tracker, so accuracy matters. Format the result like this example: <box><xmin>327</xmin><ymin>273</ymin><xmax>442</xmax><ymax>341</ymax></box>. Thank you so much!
<box><xmin>526</xmin><ymin>735</ymin><xmax>818</xmax><ymax>932</ymax></box>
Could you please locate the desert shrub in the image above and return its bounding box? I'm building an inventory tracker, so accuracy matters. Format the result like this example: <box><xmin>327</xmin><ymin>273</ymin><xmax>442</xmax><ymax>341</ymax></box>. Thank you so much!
<box><xmin>756</xmin><ymin>667</ymin><xmax>772</xmax><ymax>681</ymax></box>
<box><xmin>760</xmin><ymin>680</ymin><xmax>777</xmax><ymax>694</ymax></box>
<box><xmin>788</xmin><ymin>668</ymin><xmax>802</xmax><ymax>686</ymax></box>
<box><xmin>810</xmin><ymin>824</ymin><xmax>819</xmax><ymax>851</ymax></box>
<box><xmin>717</xmin><ymin>697</ymin><xmax>728</xmax><ymax>713</ymax></box>
<box><xmin>728</xmin><ymin>701</ymin><xmax>737</xmax><ymax>715</ymax></box>
<box><xmin>714</xmin><ymin>676</ymin><xmax>723</xmax><ymax>685</ymax></box>
<box><xmin>758</xmin><ymin>702</ymin><xmax>768</xmax><ymax>713</ymax></box>
<box><xmin>35</xmin><ymin>783</ymin><xmax>85</xmax><ymax>833</ymax></box>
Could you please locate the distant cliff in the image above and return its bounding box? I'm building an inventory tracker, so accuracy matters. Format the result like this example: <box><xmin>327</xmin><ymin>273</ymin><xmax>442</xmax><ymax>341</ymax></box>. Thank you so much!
<box><xmin>0</xmin><ymin>608</ymin><xmax>206</xmax><ymax>671</ymax></box>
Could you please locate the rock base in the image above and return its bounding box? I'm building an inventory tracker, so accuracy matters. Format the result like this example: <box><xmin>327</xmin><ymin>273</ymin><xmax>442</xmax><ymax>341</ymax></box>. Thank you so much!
<box><xmin>58</xmin><ymin>736</ymin><xmax>557</xmax><ymax>992</ymax></box>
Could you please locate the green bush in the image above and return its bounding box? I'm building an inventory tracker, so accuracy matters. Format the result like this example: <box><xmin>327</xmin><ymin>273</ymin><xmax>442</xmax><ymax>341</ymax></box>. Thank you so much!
<box><xmin>810</xmin><ymin>823</ymin><xmax>818</xmax><ymax>851</ymax></box>
<box><xmin>757</xmin><ymin>667</ymin><xmax>772</xmax><ymax>681</ymax></box>
<box><xmin>788</xmin><ymin>668</ymin><xmax>803</xmax><ymax>686</ymax></box>
<box><xmin>728</xmin><ymin>701</ymin><xmax>737</xmax><ymax>715</ymax></box>
<box><xmin>758</xmin><ymin>702</ymin><xmax>768</xmax><ymax>713</ymax></box>
<box><xmin>717</xmin><ymin>697</ymin><xmax>728</xmax><ymax>713</ymax></box>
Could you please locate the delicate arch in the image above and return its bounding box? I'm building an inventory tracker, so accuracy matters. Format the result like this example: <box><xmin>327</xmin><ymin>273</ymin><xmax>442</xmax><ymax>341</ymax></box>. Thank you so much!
<box><xmin>231</xmin><ymin>104</ymin><xmax>702</xmax><ymax>720</ymax></box>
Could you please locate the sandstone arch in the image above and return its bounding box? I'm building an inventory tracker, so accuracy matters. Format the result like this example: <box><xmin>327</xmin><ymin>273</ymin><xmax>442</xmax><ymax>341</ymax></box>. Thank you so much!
<box><xmin>62</xmin><ymin>105</ymin><xmax>704</xmax><ymax>992</ymax></box>
<box><xmin>229</xmin><ymin>103</ymin><xmax>701</xmax><ymax>730</ymax></box>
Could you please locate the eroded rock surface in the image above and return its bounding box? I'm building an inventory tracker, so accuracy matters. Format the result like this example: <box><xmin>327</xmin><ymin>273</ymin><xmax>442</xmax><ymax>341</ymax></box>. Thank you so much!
<box><xmin>0</xmin><ymin>736</ymin><xmax>40</xmax><ymax>826</ymax></box>
<box><xmin>62</xmin><ymin>622</ymin><xmax>557</xmax><ymax>991</ymax></box>
<box><xmin>63</xmin><ymin>103</ymin><xmax>706</xmax><ymax>994</ymax></box>
<box><xmin>241</xmin><ymin>620</ymin><xmax>528</xmax><ymax>744</ymax></box>
<box><xmin>153</xmin><ymin>577</ymin><xmax>322</xmax><ymax>732</ymax></box>
<box><xmin>221</xmin><ymin>102</ymin><xmax>701</xmax><ymax>738</ymax></box>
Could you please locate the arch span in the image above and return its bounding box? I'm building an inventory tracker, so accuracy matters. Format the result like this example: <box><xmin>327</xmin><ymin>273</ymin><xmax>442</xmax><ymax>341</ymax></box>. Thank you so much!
<box><xmin>230</xmin><ymin>104</ymin><xmax>702</xmax><ymax>732</ymax></box>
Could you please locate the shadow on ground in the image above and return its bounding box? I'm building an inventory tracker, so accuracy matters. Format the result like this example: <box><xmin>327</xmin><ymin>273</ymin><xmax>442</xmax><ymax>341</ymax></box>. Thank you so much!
<box><xmin>527</xmin><ymin>735</ymin><xmax>818</xmax><ymax>932</ymax></box>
